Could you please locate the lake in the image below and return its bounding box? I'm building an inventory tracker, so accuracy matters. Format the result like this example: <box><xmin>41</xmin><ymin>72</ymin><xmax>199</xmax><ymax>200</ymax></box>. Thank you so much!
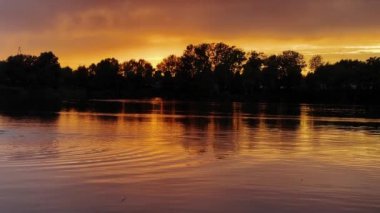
<box><xmin>0</xmin><ymin>100</ymin><xmax>379</xmax><ymax>213</ymax></box>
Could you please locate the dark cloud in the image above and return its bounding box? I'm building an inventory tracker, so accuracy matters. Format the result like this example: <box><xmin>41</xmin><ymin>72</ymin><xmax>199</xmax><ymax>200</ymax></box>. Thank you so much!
<box><xmin>1</xmin><ymin>0</ymin><xmax>380</xmax><ymax>34</ymax></box>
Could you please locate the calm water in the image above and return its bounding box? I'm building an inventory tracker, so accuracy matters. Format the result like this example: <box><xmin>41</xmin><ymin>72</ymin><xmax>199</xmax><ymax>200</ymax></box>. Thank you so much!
<box><xmin>0</xmin><ymin>100</ymin><xmax>379</xmax><ymax>213</ymax></box>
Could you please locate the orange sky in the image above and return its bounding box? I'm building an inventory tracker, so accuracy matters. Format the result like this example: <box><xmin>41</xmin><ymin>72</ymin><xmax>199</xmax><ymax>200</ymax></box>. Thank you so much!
<box><xmin>1</xmin><ymin>0</ymin><xmax>380</xmax><ymax>68</ymax></box>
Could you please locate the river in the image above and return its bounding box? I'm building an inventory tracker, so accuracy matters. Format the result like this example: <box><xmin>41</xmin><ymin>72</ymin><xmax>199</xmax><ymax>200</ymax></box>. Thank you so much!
<box><xmin>0</xmin><ymin>100</ymin><xmax>379</xmax><ymax>212</ymax></box>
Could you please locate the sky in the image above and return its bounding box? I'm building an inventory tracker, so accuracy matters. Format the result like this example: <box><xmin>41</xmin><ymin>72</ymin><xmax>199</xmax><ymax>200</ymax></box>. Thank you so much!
<box><xmin>1</xmin><ymin>0</ymin><xmax>380</xmax><ymax>68</ymax></box>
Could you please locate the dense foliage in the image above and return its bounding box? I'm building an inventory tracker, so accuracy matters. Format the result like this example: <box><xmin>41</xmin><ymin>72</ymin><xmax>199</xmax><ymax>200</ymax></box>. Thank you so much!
<box><xmin>1</xmin><ymin>43</ymin><xmax>379</xmax><ymax>103</ymax></box>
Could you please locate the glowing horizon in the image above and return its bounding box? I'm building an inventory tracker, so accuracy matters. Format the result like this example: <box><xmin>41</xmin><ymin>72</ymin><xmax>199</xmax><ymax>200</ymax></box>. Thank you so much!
<box><xmin>1</xmin><ymin>0</ymin><xmax>380</xmax><ymax>68</ymax></box>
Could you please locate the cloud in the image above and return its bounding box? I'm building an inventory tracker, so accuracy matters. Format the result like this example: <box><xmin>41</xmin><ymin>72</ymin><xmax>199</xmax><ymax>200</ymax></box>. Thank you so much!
<box><xmin>2</xmin><ymin>0</ymin><xmax>380</xmax><ymax>34</ymax></box>
<box><xmin>0</xmin><ymin>0</ymin><xmax>380</xmax><ymax>67</ymax></box>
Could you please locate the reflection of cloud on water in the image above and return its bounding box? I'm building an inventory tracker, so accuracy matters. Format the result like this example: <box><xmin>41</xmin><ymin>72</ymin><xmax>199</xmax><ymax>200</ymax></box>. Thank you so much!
<box><xmin>3</xmin><ymin>128</ymin><xmax>61</xmax><ymax>162</ymax></box>
<box><xmin>7</xmin><ymin>142</ymin><xmax>60</xmax><ymax>161</ymax></box>
<box><xmin>0</xmin><ymin>113</ymin><xmax>61</xmax><ymax>162</ymax></box>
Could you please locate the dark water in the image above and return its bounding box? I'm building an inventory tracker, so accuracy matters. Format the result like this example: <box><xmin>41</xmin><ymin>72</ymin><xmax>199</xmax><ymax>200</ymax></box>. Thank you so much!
<box><xmin>0</xmin><ymin>100</ymin><xmax>379</xmax><ymax>213</ymax></box>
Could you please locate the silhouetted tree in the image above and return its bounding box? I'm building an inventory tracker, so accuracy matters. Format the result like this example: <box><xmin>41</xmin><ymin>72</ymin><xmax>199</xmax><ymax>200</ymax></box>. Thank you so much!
<box><xmin>278</xmin><ymin>51</ymin><xmax>306</xmax><ymax>90</ymax></box>
<box><xmin>310</xmin><ymin>60</ymin><xmax>366</xmax><ymax>91</ymax></box>
<box><xmin>73</xmin><ymin>66</ymin><xmax>89</xmax><ymax>87</ymax></box>
<box><xmin>181</xmin><ymin>44</ymin><xmax>212</xmax><ymax>85</ymax></box>
<box><xmin>262</xmin><ymin>55</ymin><xmax>281</xmax><ymax>91</ymax></box>
<box><xmin>309</xmin><ymin>55</ymin><xmax>324</xmax><ymax>72</ymax></box>
<box><xmin>212</xmin><ymin>43</ymin><xmax>246</xmax><ymax>93</ymax></box>
<box><xmin>93</xmin><ymin>58</ymin><xmax>121</xmax><ymax>89</ymax></box>
<box><xmin>176</xmin><ymin>44</ymin><xmax>213</xmax><ymax>97</ymax></box>
<box><xmin>1</xmin><ymin>43</ymin><xmax>379</xmax><ymax>103</ymax></box>
<box><xmin>366</xmin><ymin>57</ymin><xmax>380</xmax><ymax>91</ymax></box>
<box><xmin>156</xmin><ymin>55</ymin><xmax>181</xmax><ymax>93</ymax></box>
<box><xmin>60</xmin><ymin>67</ymin><xmax>73</xmax><ymax>87</ymax></box>
<box><xmin>122</xmin><ymin>59</ymin><xmax>154</xmax><ymax>90</ymax></box>
<box><xmin>157</xmin><ymin>55</ymin><xmax>181</xmax><ymax>77</ymax></box>
<box><xmin>122</xmin><ymin>59</ymin><xmax>153</xmax><ymax>78</ymax></box>
<box><xmin>0</xmin><ymin>60</ymin><xmax>7</xmax><ymax>85</ymax></box>
<box><xmin>35</xmin><ymin>52</ymin><xmax>61</xmax><ymax>88</ymax></box>
<box><xmin>243</xmin><ymin>51</ymin><xmax>266</xmax><ymax>95</ymax></box>
<box><xmin>5</xmin><ymin>54</ymin><xmax>37</xmax><ymax>87</ymax></box>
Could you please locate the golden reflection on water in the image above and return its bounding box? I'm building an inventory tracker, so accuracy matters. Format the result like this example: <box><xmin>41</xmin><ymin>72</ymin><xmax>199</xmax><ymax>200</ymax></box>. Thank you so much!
<box><xmin>0</xmin><ymin>100</ymin><xmax>379</xmax><ymax>212</ymax></box>
<box><xmin>43</xmin><ymin>100</ymin><xmax>380</xmax><ymax>172</ymax></box>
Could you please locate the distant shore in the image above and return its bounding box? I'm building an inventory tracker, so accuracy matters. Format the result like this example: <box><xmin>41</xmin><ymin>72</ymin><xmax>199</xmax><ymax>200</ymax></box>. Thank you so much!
<box><xmin>1</xmin><ymin>43</ymin><xmax>379</xmax><ymax>107</ymax></box>
<box><xmin>1</xmin><ymin>85</ymin><xmax>379</xmax><ymax>109</ymax></box>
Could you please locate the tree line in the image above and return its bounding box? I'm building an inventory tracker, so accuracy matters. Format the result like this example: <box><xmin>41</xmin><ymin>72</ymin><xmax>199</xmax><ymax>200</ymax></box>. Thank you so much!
<box><xmin>0</xmin><ymin>42</ymin><xmax>379</xmax><ymax>103</ymax></box>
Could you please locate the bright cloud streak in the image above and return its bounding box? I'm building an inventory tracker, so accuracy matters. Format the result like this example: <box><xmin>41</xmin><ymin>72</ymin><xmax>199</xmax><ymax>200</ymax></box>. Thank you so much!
<box><xmin>0</xmin><ymin>0</ymin><xmax>380</xmax><ymax>67</ymax></box>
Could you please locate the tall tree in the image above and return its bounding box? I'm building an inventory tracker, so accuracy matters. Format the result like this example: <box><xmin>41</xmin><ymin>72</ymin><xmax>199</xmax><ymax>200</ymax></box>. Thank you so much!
<box><xmin>122</xmin><ymin>59</ymin><xmax>154</xmax><ymax>89</ymax></box>
<box><xmin>73</xmin><ymin>66</ymin><xmax>89</xmax><ymax>87</ymax></box>
<box><xmin>367</xmin><ymin>57</ymin><xmax>380</xmax><ymax>90</ymax></box>
<box><xmin>278</xmin><ymin>51</ymin><xmax>306</xmax><ymax>89</ymax></box>
<box><xmin>309</xmin><ymin>55</ymin><xmax>324</xmax><ymax>72</ymax></box>
<box><xmin>262</xmin><ymin>55</ymin><xmax>281</xmax><ymax>90</ymax></box>
<box><xmin>122</xmin><ymin>59</ymin><xmax>153</xmax><ymax>78</ymax></box>
<box><xmin>243</xmin><ymin>51</ymin><xmax>266</xmax><ymax>94</ymax></box>
<box><xmin>35</xmin><ymin>52</ymin><xmax>61</xmax><ymax>88</ymax></box>
<box><xmin>5</xmin><ymin>54</ymin><xmax>37</xmax><ymax>87</ymax></box>
<box><xmin>212</xmin><ymin>43</ymin><xmax>246</xmax><ymax>92</ymax></box>
<box><xmin>157</xmin><ymin>55</ymin><xmax>181</xmax><ymax>77</ymax></box>
<box><xmin>93</xmin><ymin>58</ymin><xmax>120</xmax><ymax>89</ymax></box>
<box><xmin>181</xmin><ymin>44</ymin><xmax>212</xmax><ymax>78</ymax></box>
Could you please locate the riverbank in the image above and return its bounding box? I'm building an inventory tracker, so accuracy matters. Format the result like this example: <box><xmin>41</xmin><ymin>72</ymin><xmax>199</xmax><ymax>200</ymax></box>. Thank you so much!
<box><xmin>1</xmin><ymin>85</ymin><xmax>379</xmax><ymax>109</ymax></box>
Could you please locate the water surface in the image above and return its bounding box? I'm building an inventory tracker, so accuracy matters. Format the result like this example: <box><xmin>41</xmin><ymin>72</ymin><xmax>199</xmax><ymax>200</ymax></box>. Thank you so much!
<box><xmin>0</xmin><ymin>100</ymin><xmax>379</xmax><ymax>212</ymax></box>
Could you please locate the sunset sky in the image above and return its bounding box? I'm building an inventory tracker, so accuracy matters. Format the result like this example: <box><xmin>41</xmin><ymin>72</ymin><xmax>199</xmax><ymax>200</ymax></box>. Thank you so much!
<box><xmin>1</xmin><ymin>0</ymin><xmax>380</xmax><ymax>68</ymax></box>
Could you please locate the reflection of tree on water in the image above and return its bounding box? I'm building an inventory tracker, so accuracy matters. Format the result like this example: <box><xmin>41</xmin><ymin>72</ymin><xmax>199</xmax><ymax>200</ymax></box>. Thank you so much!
<box><xmin>0</xmin><ymin>110</ymin><xmax>59</xmax><ymax>123</ymax></box>
<box><xmin>0</xmin><ymin>97</ymin><xmax>62</xmax><ymax>115</ymax></box>
<box><xmin>212</xmin><ymin>117</ymin><xmax>240</xmax><ymax>159</ymax></box>
<box><xmin>262</xmin><ymin>118</ymin><xmax>300</xmax><ymax>131</ymax></box>
<box><xmin>175</xmin><ymin>103</ymin><xmax>304</xmax><ymax>158</ymax></box>
<box><xmin>3</xmin><ymin>100</ymin><xmax>380</xmax><ymax>163</ymax></box>
<box><xmin>176</xmin><ymin>103</ymin><xmax>243</xmax><ymax>159</ymax></box>
<box><xmin>242</xmin><ymin>104</ymin><xmax>302</xmax><ymax>152</ymax></box>
<box><xmin>313</xmin><ymin>120</ymin><xmax>380</xmax><ymax>133</ymax></box>
<box><xmin>307</xmin><ymin>104</ymin><xmax>380</xmax><ymax>119</ymax></box>
<box><xmin>243</xmin><ymin>103</ymin><xmax>301</xmax><ymax>132</ymax></box>
<box><xmin>176</xmin><ymin>116</ymin><xmax>211</xmax><ymax>155</ymax></box>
